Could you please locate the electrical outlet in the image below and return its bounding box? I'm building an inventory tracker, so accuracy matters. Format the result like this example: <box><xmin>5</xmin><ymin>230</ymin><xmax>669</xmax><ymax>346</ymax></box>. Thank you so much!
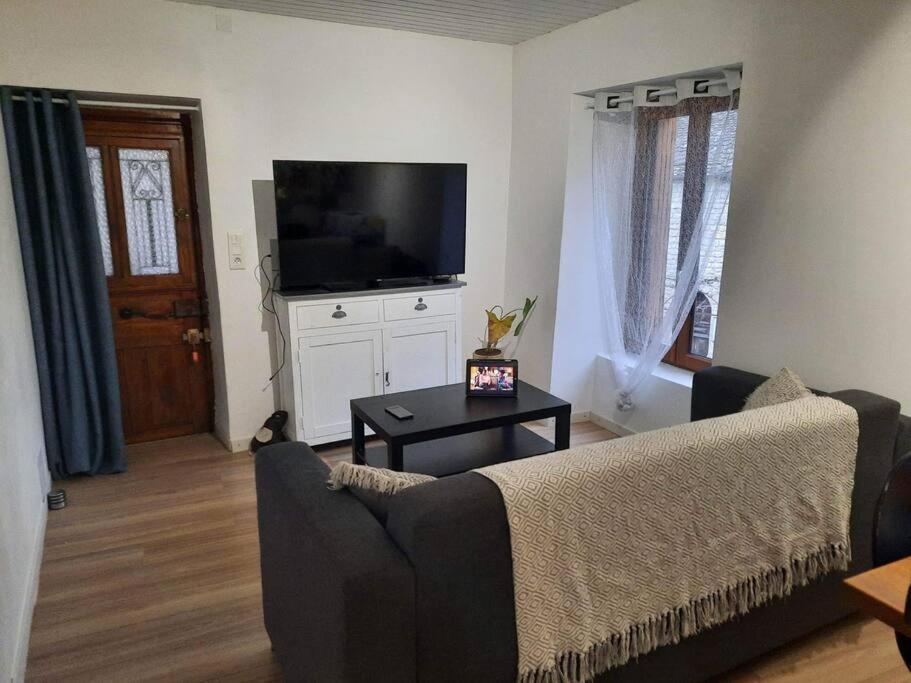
<box><xmin>227</xmin><ymin>233</ymin><xmax>245</xmax><ymax>270</ymax></box>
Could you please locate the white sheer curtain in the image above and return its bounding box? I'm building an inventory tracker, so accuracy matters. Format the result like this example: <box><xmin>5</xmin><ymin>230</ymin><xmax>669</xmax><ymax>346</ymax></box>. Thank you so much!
<box><xmin>592</xmin><ymin>93</ymin><xmax>737</xmax><ymax>410</ymax></box>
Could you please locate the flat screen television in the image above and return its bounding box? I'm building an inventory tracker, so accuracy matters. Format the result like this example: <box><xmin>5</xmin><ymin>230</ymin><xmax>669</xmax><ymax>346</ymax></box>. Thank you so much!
<box><xmin>273</xmin><ymin>160</ymin><xmax>467</xmax><ymax>291</ymax></box>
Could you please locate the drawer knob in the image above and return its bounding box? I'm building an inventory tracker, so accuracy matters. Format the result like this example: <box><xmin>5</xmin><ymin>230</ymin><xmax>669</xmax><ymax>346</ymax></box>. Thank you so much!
<box><xmin>331</xmin><ymin>305</ymin><xmax>347</xmax><ymax>319</ymax></box>
<box><xmin>414</xmin><ymin>298</ymin><xmax>428</xmax><ymax>311</ymax></box>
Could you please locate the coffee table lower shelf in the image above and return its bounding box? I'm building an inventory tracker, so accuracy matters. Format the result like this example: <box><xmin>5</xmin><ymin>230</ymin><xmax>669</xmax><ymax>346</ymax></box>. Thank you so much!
<box><xmin>361</xmin><ymin>424</ymin><xmax>555</xmax><ymax>477</ymax></box>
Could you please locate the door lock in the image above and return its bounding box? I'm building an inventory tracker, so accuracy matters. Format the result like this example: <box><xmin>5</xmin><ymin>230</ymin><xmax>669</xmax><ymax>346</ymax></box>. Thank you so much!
<box><xmin>183</xmin><ymin>328</ymin><xmax>203</xmax><ymax>363</ymax></box>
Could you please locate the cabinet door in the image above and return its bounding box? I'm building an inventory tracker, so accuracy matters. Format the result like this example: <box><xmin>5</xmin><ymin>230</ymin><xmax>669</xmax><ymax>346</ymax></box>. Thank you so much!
<box><xmin>383</xmin><ymin>322</ymin><xmax>457</xmax><ymax>394</ymax></box>
<box><xmin>299</xmin><ymin>330</ymin><xmax>383</xmax><ymax>439</ymax></box>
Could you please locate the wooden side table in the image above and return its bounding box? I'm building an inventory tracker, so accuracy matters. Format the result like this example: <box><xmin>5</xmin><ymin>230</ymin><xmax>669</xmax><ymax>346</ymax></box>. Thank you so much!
<box><xmin>844</xmin><ymin>556</ymin><xmax>911</xmax><ymax>667</ymax></box>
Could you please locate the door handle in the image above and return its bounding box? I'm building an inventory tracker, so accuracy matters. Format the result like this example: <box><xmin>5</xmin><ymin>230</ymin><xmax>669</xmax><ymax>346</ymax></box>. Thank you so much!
<box><xmin>331</xmin><ymin>305</ymin><xmax>347</xmax><ymax>319</ymax></box>
<box><xmin>385</xmin><ymin>371</ymin><xmax>390</xmax><ymax>387</ymax></box>
<box><xmin>414</xmin><ymin>297</ymin><xmax>428</xmax><ymax>311</ymax></box>
<box><xmin>119</xmin><ymin>306</ymin><xmax>170</xmax><ymax>320</ymax></box>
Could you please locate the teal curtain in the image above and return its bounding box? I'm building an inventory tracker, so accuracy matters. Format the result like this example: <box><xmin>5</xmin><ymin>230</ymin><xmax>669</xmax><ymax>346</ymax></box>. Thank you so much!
<box><xmin>1</xmin><ymin>87</ymin><xmax>125</xmax><ymax>478</ymax></box>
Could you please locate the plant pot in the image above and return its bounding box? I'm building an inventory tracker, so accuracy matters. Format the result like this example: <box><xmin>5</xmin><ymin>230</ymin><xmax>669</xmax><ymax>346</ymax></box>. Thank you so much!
<box><xmin>473</xmin><ymin>347</ymin><xmax>504</xmax><ymax>360</ymax></box>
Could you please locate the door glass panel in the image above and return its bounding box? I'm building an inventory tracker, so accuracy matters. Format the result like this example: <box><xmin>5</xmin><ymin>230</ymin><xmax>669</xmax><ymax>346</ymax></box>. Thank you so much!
<box><xmin>119</xmin><ymin>148</ymin><xmax>179</xmax><ymax>275</ymax></box>
<box><xmin>85</xmin><ymin>146</ymin><xmax>113</xmax><ymax>276</ymax></box>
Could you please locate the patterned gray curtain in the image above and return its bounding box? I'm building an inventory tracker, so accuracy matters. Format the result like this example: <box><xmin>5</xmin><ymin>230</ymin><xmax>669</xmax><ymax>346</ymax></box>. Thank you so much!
<box><xmin>0</xmin><ymin>87</ymin><xmax>125</xmax><ymax>478</ymax></box>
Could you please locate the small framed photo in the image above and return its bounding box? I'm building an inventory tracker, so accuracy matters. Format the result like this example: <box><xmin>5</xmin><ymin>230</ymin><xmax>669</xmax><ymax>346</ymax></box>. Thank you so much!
<box><xmin>466</xmin><ymin>359</ymin><xmax>518</xmax><ymax>398</ymax></box>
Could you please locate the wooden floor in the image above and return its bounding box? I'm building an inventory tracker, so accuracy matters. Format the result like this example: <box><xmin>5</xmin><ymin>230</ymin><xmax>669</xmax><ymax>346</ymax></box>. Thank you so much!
<box><xmin>26</xmin><ymin>423</ymin><xmax>908</xmax><ymax>681</ymax></box>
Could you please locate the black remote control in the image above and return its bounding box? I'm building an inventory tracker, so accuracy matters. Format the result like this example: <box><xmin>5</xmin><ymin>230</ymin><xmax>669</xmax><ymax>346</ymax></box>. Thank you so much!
<box><xmin>385</xmin><ymin>405</ymin><xmax>414</xmax><ymax>420</ymax></box>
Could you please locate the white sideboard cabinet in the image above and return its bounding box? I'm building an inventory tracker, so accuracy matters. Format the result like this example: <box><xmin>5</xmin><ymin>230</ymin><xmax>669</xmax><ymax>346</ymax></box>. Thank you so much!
<box><xmin>274</xmin><ymin>282</ymin><xmax>465</xmax><ymax>445</ymax></box>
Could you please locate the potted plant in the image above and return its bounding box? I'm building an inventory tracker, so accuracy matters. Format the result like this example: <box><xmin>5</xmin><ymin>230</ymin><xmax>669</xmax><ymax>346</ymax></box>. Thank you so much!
<box><xmin>473</xmin><ymin>296</ymin><xmax>538</xmax><ymax>360</ymax></box>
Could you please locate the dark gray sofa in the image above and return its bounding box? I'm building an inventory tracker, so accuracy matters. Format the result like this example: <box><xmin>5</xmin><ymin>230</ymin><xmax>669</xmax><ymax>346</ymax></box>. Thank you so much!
<box><xmin>255</xmin><ymin>366</ymin><xmax>901</xmax><ymax>682</ymax></box>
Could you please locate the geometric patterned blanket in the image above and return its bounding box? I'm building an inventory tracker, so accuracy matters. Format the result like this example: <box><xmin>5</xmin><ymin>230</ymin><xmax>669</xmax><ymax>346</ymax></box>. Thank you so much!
<box><xmin>475</xmin><ymin>396</ymin><xmax>858</xmax><ymax>683</ymax></box>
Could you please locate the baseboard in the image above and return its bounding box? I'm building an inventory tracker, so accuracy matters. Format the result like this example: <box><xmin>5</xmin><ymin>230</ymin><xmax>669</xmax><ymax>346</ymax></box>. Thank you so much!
<box><xmin>213</xmin><ymin>423</ymin><xmax>248</xmax><ymax>453</ymax></box>
<box><xmin>214</xmin><ymin>422</ymin><xmax>230</xmax><ymax>449</ymax></box>
<box><xmin>589</xmin><ymin>411</ymin><xmax>637</xmax><ymax>437</ymax></box>
<box><xmin>227</xmin><ymin>437</ymin><xmax>249</xmax><ymax>453</ymax></box>
<box><xmin>12</xmin><ymin>502</ymin><xmax>46</xmax><ymax>682</ymax></box>
<box><xmin>532</xmin><ymin>411</ymin><xmax>591</xmax><ymax>428</ymax></box>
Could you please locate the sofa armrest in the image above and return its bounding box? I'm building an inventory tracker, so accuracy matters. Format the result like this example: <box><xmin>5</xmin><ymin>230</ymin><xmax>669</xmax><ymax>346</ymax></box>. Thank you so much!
<box><xmin>894</xmin><ymin>414</ymin><xmax>911</xmax><ymax>463</ymax></box>
<box><xmin>255</xmin><ymin>443</ymin><xmax>416</xmax><ymax>683</ymax></box>
<box><xmin>385</xmin><ymin>472</ymin><xmax>518</xmax><ymax>683</ymax></box>
<box><xmin>827</xmin><ymin>390</ymin><xmax>900</xmax><ymax>572</ymax></box>
<box><xmin>691</xmin><ymin>366</ymin><xmax>770</xmax><ymax>420</ymax></box>
<box><xmin>694</xmin><ymin>380</ymin><xmax>900</xmax><ymax>570</ymax></box>
<box><xmin>691</xmin><ymin>366</ymin><xmax>834</xmax><ymax>420</ymax></box>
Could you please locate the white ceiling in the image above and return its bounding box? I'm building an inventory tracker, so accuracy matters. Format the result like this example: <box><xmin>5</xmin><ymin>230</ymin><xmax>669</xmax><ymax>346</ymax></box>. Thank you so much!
<box><xmin>173</xmin><ymin>0</ymin><xmax>639</xmax><ymax>45</ymax></box>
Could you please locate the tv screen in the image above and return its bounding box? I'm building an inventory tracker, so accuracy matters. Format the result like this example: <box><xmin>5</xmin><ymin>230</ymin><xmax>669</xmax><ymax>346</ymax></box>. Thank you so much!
<box><xmin>273</xmin><ymin>161</ymin><xmax>467</xmax><ymax>290</ymax></box>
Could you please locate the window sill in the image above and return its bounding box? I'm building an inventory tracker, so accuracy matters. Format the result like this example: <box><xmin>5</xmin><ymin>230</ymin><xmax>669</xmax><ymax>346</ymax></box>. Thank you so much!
<box><xmin>654</xmin><ymin>362</ymin><xmax>695</xmax><ymax>388</ymax></box>
<box><xmin>597</xmin><ymin>354</ymin><xmax>695</xmax><ymax>389</ymax></box>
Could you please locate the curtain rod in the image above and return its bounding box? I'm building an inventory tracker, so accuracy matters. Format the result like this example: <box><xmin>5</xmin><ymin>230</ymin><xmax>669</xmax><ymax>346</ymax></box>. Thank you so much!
<box><xmin>9</xmin><ymin>95</ymin><xmax>199</xmax><ymax>112</ymax></box>
<box><xmin>611</xmin><ymin>77</ymin><xmax>727</xmax><ymax>105</ymax></box>
<box><xmin>585</xmin><ymin>73</ymin><xmax>738</xmax><ymax>111</ymax></box>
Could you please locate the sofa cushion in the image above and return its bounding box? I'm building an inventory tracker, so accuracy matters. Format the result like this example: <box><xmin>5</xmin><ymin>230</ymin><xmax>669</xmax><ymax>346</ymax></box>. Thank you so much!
<box><xmin>328</xmin><ymin>462</ymin><xmax>436</xmax><ymax>524</ymax></box>
<box><xmin>742</xmin><ymin>367</ymin><xmax>811</xmax><ymax>411</ymax></box>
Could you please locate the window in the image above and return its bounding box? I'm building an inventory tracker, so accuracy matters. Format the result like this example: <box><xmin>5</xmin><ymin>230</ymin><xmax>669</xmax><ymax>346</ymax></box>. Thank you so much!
<box><xmin>644</xmin><ymin>96</ymin><xmax>738</xmax><ymax>371</ymax></box>
<box><xmin>87</xmin><ymin>145</ymin><xmax>182</xmax><ymax>277</ymax></box>
<box><xmin>118</xmin><ymin>148</ymin><xmax>180</xmax><ymax>275</ymax></box>
<box><xmin>86</xmin><ymin>146</ymin><xmax>114</xmax><ymax>276</ymax></box>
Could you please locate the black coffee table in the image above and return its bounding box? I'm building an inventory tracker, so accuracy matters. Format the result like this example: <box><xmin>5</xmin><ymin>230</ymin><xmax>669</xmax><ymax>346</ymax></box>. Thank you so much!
<box><xmin>350</xmin><ymin>380</ymin><xmax>571</xmax><ymax>476</ymax></box>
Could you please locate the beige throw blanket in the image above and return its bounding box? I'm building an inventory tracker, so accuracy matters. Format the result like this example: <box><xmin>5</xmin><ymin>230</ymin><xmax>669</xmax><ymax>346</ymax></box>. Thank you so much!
<box><xmin>476</xmin><ymin>396</ymin><xmax>858</xmax><ymax>683</ymax></box>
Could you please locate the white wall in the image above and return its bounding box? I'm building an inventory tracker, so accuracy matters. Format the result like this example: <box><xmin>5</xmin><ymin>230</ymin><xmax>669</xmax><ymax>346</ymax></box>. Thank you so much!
<box><xmin>549</xmin><ymin>96</ymin><xmax>600</xmax><ymax>411</ymax></box>
<box><xmin>0</xmin><ymin>130</ymin><xmax>49</xmax><ymax>682</ymax></box>
<box><xmin>508</xmin><ymin>0</ymin><xmax>911</xmax><ymax>423</ymax></box>
<box><xmin>592</xmin><ymin>357</ymin><xmax>692</xmax><ymax>435</ymax></box>
<box><xmin>0</xmin><ymin>0</ymin><xmax>513</xmax><ymax>447</ymax></box>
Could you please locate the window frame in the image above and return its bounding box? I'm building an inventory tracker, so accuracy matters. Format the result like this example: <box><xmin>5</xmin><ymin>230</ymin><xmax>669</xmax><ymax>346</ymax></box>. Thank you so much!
<box><xmin>664</xmin><ymin>313</ymin><xmax>711</xmax><ymax>371</ymax></box>
<box><xmin>649</xmin><ymin>94</ymin><xmax>738</xmax><ymax>372</ymax></box>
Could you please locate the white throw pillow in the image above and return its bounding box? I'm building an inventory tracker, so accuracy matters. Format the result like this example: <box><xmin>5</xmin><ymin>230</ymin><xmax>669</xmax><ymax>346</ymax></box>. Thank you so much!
<box><xmin>742</xmin><ymin>368</ymin><xmax>812</xmax><ymax>411</ymax></box>
<box><xmin>327</xmin><ymin>462</ymin><xmax>435</xmax><ymax>494</ymax></box>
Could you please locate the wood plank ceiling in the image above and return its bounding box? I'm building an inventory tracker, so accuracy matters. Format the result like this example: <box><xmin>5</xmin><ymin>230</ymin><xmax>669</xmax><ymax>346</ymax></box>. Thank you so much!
<box><xmin>172</xmin><ymin>0</ymin><xmax>639</xmax><ymax>44</ymax></box>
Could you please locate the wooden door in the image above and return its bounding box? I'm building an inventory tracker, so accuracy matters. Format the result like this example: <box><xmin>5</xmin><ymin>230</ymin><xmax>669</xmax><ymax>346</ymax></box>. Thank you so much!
<box><xmin>299</xmin><ymin>331</ymin><xmax>383</xmax><ymax>439</ymax></box>
<box><xmin>82</xmin><ymin>109</ymin><xmax>213</xmax><ymax>444</ymax></box>
<box><xmin>383</xmin><ymin>321</ymin><xmax>457</xmax><ymax>393</ymax></box>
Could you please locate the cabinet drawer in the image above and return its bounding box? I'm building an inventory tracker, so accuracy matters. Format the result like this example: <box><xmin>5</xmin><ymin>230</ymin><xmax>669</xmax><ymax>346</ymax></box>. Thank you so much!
<box><xmin>383</xmin><ymin>293</ymin><xmax>457</xmax><ymax>321</ymax></box>
<box><xmin>295</xmin><ymin>299</ymin><xmax>380</xmax><ymax>330</ymax></box>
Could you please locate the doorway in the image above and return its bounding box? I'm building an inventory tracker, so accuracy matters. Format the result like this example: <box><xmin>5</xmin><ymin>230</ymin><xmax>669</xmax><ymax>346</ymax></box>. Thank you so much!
<box><xmin>82</xmin><ymin>108</ymin><xmax>213</xmax><ymax>444</ymax></box>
